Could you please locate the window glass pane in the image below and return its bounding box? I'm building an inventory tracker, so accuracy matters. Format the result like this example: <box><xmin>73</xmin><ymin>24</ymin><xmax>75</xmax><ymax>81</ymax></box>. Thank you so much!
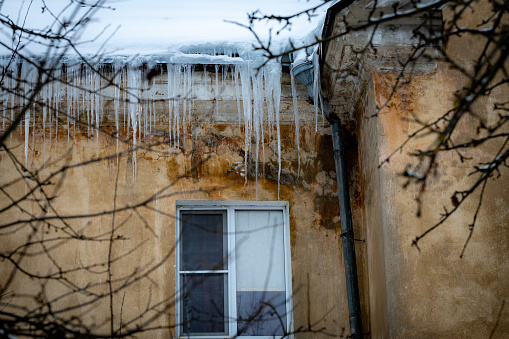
<box><xmin>181</xmin><ymin>212</ymin><xmax>225</xmax><ymax>271</ymax></box>
<box><xmin>235</xmin><ymin>210</ymin><xmax>287</xmax><ymax>336</ymax></box>
<box><xmin>181</xmin><ymin>273</ymin><xmax>227</xmax><ymax>335</ymax></box>
<box><xmin>236</xmin><ymin>290</ymin><xmax>286</xmax><ymax>336</ymax></box>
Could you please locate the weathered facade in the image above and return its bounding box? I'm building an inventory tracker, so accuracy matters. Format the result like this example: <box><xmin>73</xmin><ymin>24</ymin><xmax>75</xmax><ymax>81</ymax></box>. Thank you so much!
<box><xmin>321</xmin><ymin>0</ymin><xmax>509</xmax><ymax>337</ymax></box>
<box><xmin>1</xmin><ymin>0</ymin><xmax>508</xmax><ymax>338</ymax></box>
<box><xmin>1</xmin><ymin>65</ymin><xmax>367</xmax><ymax>337</ymax></box>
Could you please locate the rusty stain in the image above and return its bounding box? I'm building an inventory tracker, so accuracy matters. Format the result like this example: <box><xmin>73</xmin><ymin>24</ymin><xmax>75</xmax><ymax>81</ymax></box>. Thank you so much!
<box><xmin>314</xmin><ymin>195</ymin><xmax>340</xmax><ymax>230</ymax></box>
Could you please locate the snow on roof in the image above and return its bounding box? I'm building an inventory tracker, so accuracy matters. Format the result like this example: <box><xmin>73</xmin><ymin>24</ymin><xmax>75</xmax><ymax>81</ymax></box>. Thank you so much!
<box><xmin>0</xmin><ymin>0</ymin><xmax>330</xmax><ymax>63</ymax></box>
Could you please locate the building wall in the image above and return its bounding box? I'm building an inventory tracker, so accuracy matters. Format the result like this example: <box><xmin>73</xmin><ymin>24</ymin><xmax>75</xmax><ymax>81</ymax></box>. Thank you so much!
<box><xmin>318</xmin><ymin>1</ymin><xmax>509</xmax><ymax>337</ymax></box>
<box><xmin>359</xmin><ymin>80</ymin><xmax>389</xmax><ymax>339</ymax></box>
<box><xmin>0</xmin><ymin>68</ymin><xmax>366</xmax><ymax>338</ymax></box>
<box><xmin>359</xmin><ymin>51</ymin><xmax>509</xmax><ymax>338</ymax></box>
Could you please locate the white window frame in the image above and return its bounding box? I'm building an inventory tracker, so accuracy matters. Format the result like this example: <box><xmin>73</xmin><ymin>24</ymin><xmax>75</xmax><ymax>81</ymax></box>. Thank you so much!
<box><xmin>175</xmin><ymin>200</ymin><xmax>293</xmax><ymax>339</ymax></box>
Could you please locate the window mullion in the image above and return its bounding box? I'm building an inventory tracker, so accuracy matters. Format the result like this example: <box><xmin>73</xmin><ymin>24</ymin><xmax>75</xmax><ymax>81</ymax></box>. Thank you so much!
<box><xmin>180</xmin><ymin>270</ymin><xmax>228</xmax><ymax>274</ymax></box>
<box><xmin>228</xmin><ymin>207</ymin><xmax>238</xmax><ymax>337</ymax></box>
<box><xmin>176</xmin><ymin>212</ymin><xmax>182</xmax><ymax>338</ymax></box>
<box><xmin>283</xmin><ymin>205</ymin><xmax>294</xmax><ymax>337</ymax></box>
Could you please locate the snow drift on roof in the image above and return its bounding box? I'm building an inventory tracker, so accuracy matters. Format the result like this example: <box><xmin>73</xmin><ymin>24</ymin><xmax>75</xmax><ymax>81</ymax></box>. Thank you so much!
<box><xmin>0</xmin><ymin>0</ymin><xmax>330</xmax><ymax>63</ymax></box>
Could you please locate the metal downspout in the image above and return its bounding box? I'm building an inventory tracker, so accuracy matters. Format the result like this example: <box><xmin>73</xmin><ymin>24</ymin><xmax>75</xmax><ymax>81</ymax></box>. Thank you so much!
<box><xmin>292</xmin><ymin>59</ymin><xmax>363</xmax><ymax>337</ymax></box>
<box><xmin>329</xmin><ymin>112</ymin><xmax>363</xmax><ymax>339</ymax></box>
<box><xmin>321</xmin><ymin>1</ymin><xmax>364</xmax><ymax>335</ymax></box>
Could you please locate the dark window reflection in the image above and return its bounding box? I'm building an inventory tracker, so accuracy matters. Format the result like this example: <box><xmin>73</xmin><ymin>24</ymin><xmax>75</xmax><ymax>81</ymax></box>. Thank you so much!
<box><xmin>181</xmin><ymin>212</ymin><xmax>225</xmax><ymax>271</ymax></box>
<box><xmin>181</xmin><ymin>274</ymin><xmax>226</xmax><ymax>334</ymax></box>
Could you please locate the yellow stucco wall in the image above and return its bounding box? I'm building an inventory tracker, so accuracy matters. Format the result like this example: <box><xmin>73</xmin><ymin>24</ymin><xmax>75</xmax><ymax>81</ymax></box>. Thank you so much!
<box><xmin>0</xmin><ymin>68</ymin><xmax>365</xmax><ymax>338</ymax></box>
<box><xmin>360</xmin><ymin>64</ymin><xmax>509</xmax><ymax>338</ymax></box>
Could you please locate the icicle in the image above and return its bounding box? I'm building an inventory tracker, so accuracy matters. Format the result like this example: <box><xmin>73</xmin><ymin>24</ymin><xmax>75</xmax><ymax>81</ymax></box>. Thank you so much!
<box><xmin>85</xmin><ymin>66</ymin><xmax>91</xmax><ymax>137</ymax></box>
<box><xmin>138</xmin><ymin>71</ymin><xmax>142</xmax><ymax>143</ymax></box>
<box><xmin>239</xmin><ymin>64</ymin><xmax>252</xmax><ymax>185</ymax></box>
<box><xmin>203</xmin><ymin>65</ymin><xmax>208</xmax><ymax>100</ymax></box>
<box><xmin>94</xmin><ymin>67</ymin><xmax>100</xmax><ymax>154</ymax></box>
<box><xmin>149</xmin><ymin>70</ymin><xmax>153</xmax><ymax>138</ymax></box>
<box><xmin>312</xmin><ymin>51</ymin><xmax>324</xmax><ymax>131</ymax></box>
<box><xmin>1</xmin><ymin>64</ymin><xmax>6</xmax><ymax>134</ymax></box>
<box><xmin>123</xmin><ymin>67</ymin><xmax>127</xmax><ymax>133</ymax></box>
<box><xmin>234</xmin><ymin>66</ymin><xmax>242</xmax><ymax>131</ymax></box>
<box><xmin>79</xmin><ymin>67</ymin><xmax>84</xmax><ymax>139</ymax></box>
<box><xmin>155</xmin><ymin>70</ymin><xmax>159</xmax><ymax>136</ymax></box>
<box><xmin>290</xmin><ymin>68</ymin><xmax>301</xmax><ymax>180</ymax></box>
<box><xmin>142</xmin><ymin>70</ymin><xmax>147</xmax><ymax>141</ymax></box>
<box><xmin>215</xmin><ymin>64</ymin><xmax>219</xmax><ymax>115</ymax></box>
<box><xmin>271</xmin><ymin>62</ymin><xmax>282</xmax><ymax>201</ymax></box>
<box><xmin>21</xmin><ymin>62</ymin><xmax>34</xmax><ymax>169</ymax></box>
<box><xmin>66</xmin><ymin>65</ymin><xmax>72</xmax><ymax>144</ymax></box>
<box><xmin>187</xmin><ymin>64</ymin><xmax>192</xmax><ymax>127</ymax></box>
<box><xmin>125</xmin><ymin>69</ymin><xmax>131</xmax><ymax>134</ymax></box>
<box><xmin>42</xmin><ymin>74</ymin><xmax>47</xmax><ymax>162</ymax></box>
<box><xmin>55</xmin><ymin>73</ymin><xmax>58</xmax><ymax>145</ymax></box>
<box><xmin>127</xmin><ymin>65</ymin><xmax>141</xmax><ymax>179</ymax></box>
<box><xmin>100</xmin><ymin>66</ymin><xmax>106</xmax><ymax>135</ymax></box>
<box><xmin>32</xmin><ymin>88</ymin><xmax>35</xmax><ymax>158</ymax></box>
<box><xmin>183</xmin><ymin>64</ymin><xmax>187</xmax><ymax>142</ymax></box>
<box><xmin>166</xmin><ymin>64</ymin><xmax>173</xmax><ymax>147</ymax></box>
<box><xmin>1</xmin><ymin>62</ymin><xmax>12</xmax><ymax>135</ymax></box>
<box><xmin>19</xmin><ymin>71</ymin><xmax>23</xmax><ymax>145</ymax></box>
<box><xmin>114</xmin><ymin>64</ymin><xmax>121</xmax><ymax>156</ymax></box>
<box><xmin>138</xmin><ymin>87</ymin><xmax>142</xmax><ymax>142</ymax></box>
<box><xmin>264</xmin><ymin>66</ymin><xmax>274</xmax><ymax>143</ymax></box>
<box><xmin>72</xmin><ymin>66</ymin><xmax>78</xmax><ymax>139</ymax></box>
<box><xmin>1</xmin><ymin>90</ymin><xmax>5</xmax><ymax>135</ymax></box>
<box><xmin>221</xmin><ymin>65</ymin><xmax>227</xmax><ymax>115</ymax></box>
<box><xmin>149</xmin><ymin>77</ymin><xmax>154</xmax><ymax>136</ymax></box>
<box><xmin>54</xmin><ymin>66</ymin><xmax>62</xmax><ymax>146</ymax></box>
<box><xmin>189</xmin><ymin>65</ymin><xmax>192</xmax><ymax>119</ymax></box>
<box><xmin>47</xmin><ymin>65</ymin><xmax>53</xmax><ymax>151</ymax></box>
<box><xmin>70</xmin><ymin>66</ymin><xmax>75</xmax><ymax>141</ymax></box>
<box><xmin>252</xmin><ymin>69</ymin><xmax>266</xmax><ymax>199</ymax></box>
<box><xmin>24</xmin><ymin>89</ymin><xmax>29</xmax><ymax>167</ymax></box>
<box><xmin>42</xmin><ymin>69</ymin><xmax>51</xmax><ymax>162</ymax></box>
<box><xmin>174</xmin><ymin>64</ymin><xmax>181</xmax><ymax>149</ymax></box>
<box><xmin>9</xmin><ymin>64</ymin><xmax>15</xmax><ymax>145</ymax></box>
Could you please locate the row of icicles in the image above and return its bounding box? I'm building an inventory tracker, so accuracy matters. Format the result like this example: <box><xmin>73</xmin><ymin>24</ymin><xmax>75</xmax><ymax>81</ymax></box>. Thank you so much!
<box><xmin>0</xmin><ymin>59</ymin><xmax>323</xmax><ymax>190</ymax></box>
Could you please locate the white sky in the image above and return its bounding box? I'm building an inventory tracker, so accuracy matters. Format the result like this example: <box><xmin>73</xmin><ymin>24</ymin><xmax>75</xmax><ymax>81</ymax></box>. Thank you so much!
<box><xmin>0</xmin><ymin>0</ymin><xmax>330</xmax><ymax>61</ymax></box>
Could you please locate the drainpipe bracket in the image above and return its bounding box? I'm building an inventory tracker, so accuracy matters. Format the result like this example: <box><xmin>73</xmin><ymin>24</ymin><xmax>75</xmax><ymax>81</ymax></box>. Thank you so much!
<box><xmin>340</xmin><ymin>230</ymin><xmax>354</xmax><ymax>238</ymax></box>
<box><xmin>326</xmin><ymin>111</ymin><xmax>341</xmax><ymax>124</ymax></box>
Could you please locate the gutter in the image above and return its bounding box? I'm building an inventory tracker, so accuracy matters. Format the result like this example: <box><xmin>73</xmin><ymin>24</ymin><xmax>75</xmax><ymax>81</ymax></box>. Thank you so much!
<box><xmin>291</xmin><ymin>1</ymin><xmax>363</xmax><ymax>337</ymax></box>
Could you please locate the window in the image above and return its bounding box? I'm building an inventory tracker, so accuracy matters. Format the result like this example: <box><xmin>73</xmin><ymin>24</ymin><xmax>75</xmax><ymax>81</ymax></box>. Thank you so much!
<box><xmin>175</xmin><ymin>201</ymin><xmax>293</xmax><ymax>338</ymax></box>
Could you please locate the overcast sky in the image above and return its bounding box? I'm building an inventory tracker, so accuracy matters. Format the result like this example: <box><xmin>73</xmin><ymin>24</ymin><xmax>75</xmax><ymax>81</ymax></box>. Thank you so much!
<box><xmin>1</xmin><ymin>0</ymin><xmax>330</xmax><ymax>58</ymax></box>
